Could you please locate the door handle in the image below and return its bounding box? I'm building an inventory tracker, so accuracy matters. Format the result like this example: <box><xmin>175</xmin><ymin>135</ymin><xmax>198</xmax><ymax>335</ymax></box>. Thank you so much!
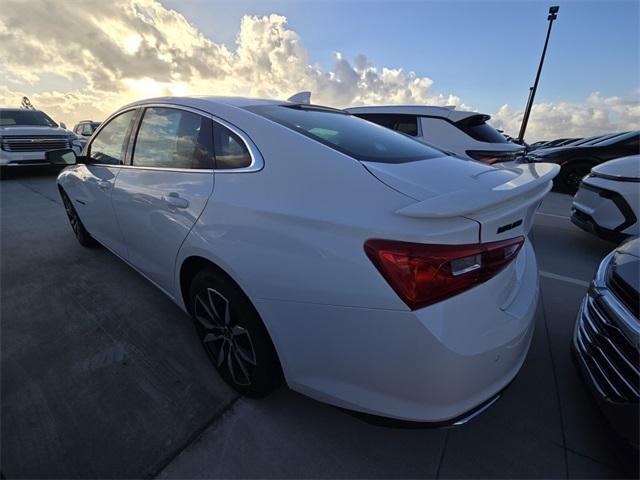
<box><xmin>162</xmin><ymin>192</ymin><xmax>190</xmax><ymax>209</ymax></box>
<box><xmin>96</xmin><ymin>180</ymin><xmax>111</xmax><ymax>191</ymax></box>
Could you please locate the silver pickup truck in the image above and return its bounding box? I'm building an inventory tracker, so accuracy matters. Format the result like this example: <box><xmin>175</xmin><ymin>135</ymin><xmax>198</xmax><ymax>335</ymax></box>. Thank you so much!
<box><xmin>0</xmin><ymin>108</ymin><xmax>82</xmax><ymax>167</ymax></box>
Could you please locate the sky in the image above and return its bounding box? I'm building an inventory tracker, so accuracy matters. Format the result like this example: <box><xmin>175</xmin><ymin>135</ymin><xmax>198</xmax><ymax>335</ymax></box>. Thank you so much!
<box><xmin>1</xmin><ymin>0</ymin><xmax>638</xmax><ymax>141</ymax></box>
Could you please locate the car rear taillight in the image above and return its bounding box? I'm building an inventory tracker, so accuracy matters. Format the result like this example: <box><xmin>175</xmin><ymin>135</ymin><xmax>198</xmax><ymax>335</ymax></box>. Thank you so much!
<box><xmin>467</xmin><ymin>150</ymin><xmax>520</xmax><ymax>164</ymax></box>
<box><xmin>364</xmin><ymin>237</ymin><xmax>524</xmax><ymax>310</ymax></box>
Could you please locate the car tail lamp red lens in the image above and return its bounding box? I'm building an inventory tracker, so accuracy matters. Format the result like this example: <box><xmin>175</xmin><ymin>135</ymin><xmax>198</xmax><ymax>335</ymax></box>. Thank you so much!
<box><xmin>364</xmin><ymin>237</ymin><xmax>524</xmax><ymax>310</ymax></box>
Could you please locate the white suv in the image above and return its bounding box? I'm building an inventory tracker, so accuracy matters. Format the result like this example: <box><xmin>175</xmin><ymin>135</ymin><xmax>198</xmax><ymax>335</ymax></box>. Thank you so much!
<box><xmin>346</xmin><ymin>105</ymin><xmax>525</xmax><ymax>164</ymax></box>
<box><xmin>0</xmin><ymin>108</ymin><xmax>82</xmax><ymax>167</ymax></box>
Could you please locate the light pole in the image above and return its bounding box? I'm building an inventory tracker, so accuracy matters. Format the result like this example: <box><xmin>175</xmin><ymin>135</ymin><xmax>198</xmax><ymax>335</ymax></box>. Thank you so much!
<box><xmin>517</xmin><ymin>5</ymin><xmax>559</xmax><ymax>144</ymax></box>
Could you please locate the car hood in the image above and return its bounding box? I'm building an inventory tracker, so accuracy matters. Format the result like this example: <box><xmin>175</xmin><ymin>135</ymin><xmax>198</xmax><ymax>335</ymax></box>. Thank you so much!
<box><xmin>592</xmin><ymin>155</ymin><xmax>640</xmax><ymax>180</ymax></box>
<box><xmin>0</xmin><ymin>125</ymin><xmax>72</xmax><ymax>136</ymax></box>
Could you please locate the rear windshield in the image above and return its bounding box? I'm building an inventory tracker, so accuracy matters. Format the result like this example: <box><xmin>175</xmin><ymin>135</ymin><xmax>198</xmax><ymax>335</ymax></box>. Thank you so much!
<box><xmin>245</xmin><ymin>105</ymin><xmax>444</xmax><ymax>163</ymax></box>
<box><xmin>0</xmin><ymin>110</ymin><xmax>58</xmax><ymax>127</ymax></box>
<box><xmin>455</xmin><ymin>115</ymin><xmax>508</xmax><ymax>144</ymax></box>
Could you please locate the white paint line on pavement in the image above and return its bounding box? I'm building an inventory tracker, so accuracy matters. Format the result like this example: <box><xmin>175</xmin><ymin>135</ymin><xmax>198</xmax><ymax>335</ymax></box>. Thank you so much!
<box><xmin>535</xmin><ymin>212</ymin><xmax>570</xmax><ymax>220</ymax></box>
<box><xmin>539</xmin><ymin>270</ymin><xmax>590</xmax><ymax>288</ymax></box>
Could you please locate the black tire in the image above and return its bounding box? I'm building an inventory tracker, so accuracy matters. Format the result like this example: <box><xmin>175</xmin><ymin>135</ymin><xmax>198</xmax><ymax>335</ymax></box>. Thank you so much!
<box><xmin>60</xmin><ymin>189</ymin><xmax>97</xmax><ymax>247</ymax></box>
<box><xmin>555</xmin><ymin>161</ymin><xmax>594</xmax><ymax>194</ymax></box>
<box><xmin>189</xmin><ymin>268</ymin><xmax>283</xmax><ymax>397</ymax></box>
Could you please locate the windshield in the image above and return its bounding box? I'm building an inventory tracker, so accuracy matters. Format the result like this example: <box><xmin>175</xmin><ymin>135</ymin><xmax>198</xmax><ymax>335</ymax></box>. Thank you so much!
<box><xmin>246</xmin><ymin>105</ymin><xmax>445</xmax><ymax>163</ymax></box>
<box><xmin>0</xmin><ymin>110</ymin><xmax>58</xmax><ymax>127</ymax></box>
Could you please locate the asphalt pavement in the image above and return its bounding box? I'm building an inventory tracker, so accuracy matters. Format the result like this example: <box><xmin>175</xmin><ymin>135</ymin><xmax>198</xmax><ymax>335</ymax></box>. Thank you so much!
<box><xmin>1</xmin><ymin>168</ymin><xmax>637</xmax><ymax>478</ymax></box>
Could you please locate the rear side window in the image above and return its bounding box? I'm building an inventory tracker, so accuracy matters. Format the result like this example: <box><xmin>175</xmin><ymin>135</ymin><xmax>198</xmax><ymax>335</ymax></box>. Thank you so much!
<box><xmin>133</xmin><ymin>107</ymin><xmax>214</xmax><ymax>169</ymax></box>
<box><xmin>356</xmin><ymin>113</ymin><xmax>419</xmax><ymax>137</ymax></box>
<box><xmin>89</xmin><ymin>110</ymin><xmax>136</xmax><ymax>165</ymax></box>
<box><xmin>213</xmin><ymin>123</ymin><xmax>252</xmax><ymax>169</ymax></box>
<box><xmin>246</xmin><ymin>105</ymin><xmax>443</xmax><ymax>163</ymax></box>
<box><xmin>455</xmin><ymin>115</ymin><xmax>508</xmax><ymax>144</ymax></box>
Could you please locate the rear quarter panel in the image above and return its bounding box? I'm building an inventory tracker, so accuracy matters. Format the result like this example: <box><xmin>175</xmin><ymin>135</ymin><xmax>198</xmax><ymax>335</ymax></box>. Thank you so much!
<box><xmin>175</xmin><ymin>109</ymin><xmax>481</xmax><ymax>311</ymax></box>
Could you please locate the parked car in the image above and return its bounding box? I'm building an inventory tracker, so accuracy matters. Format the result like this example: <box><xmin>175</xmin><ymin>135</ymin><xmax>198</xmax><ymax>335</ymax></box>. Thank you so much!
<box><xmin>528</xmin><ymin>140</ymin><xmax>552</xmax><ymax>150</ymax></box>
<box><xmin>566</xmin><ymin>133</ymin><xmax>621</xmax><ymax>147</ymax></box>
<box><xmin>346</xmin><ymin>105</ymin><xmax>525</xmax><ymax>164</ymax></box>
<box><xmin>571</xmin><ymin>155</ymin><xmax>640</xmax><ymax>242</ymax></box>
<box><xmin>51</xmin><ymin>96</ymin><xmax>559</xmax><ymax>423</ymax></box>
<box><xmin>529</xmin><ymin>137</ymin><xmax>576</xmax><ymax>151</ymax></box>
<box><xmin>572</xmin><ymin>237</ymin><xmax>639</xmax><ymax>446</ymax></box>
<box><xmin>527</xmin><ymin>131</ymin><xmax>640</xmax><ymax>193</ymax></box>
<box><xmin>73</xmin><ymin>120</ymin><xmax>101</xmax><ymax>146</ymax></box>
<box><xmin>0</xmin><ymin>108</ymin><xmax>82</xmax><ymax>167</ymax></box>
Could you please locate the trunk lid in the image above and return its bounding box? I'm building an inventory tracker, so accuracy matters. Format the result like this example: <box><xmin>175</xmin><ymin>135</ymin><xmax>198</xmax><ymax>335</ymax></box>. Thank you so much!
<box><xmin>363</xmin><ymin>156</ymin><xmax>559</xmax><ymax>242</ymax></box>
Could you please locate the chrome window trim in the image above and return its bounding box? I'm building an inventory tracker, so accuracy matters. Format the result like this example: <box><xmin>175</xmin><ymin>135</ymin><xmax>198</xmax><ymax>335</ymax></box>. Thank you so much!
<box><xmin>117</xmin><ymin>165</ymin><xmax>214</xmax><ymax>174</ymax></box>
<box><xmin>86</xmin><ymin>102</ymin><xmax>264</xmax><ymax>173</ymax></box>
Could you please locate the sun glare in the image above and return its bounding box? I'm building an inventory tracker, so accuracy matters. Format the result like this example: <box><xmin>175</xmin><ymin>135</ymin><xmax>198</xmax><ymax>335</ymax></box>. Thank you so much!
<box><xmin>124</xmin><ymin>34</ymin><xmax>142</xmax><ymax>55</ymax></box>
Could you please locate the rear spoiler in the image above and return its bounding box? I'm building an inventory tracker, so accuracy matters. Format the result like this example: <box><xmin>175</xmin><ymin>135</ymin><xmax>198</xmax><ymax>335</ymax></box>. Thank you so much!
<box><xmin>395</xmin><ymin>163</ymin><xmax>560</xmax><ymax>219</ymax></box>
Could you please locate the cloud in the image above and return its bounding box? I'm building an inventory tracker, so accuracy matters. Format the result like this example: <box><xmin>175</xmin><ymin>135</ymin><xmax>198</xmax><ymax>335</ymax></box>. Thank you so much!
<box><xmin>0</xmin><ymin>0</ymin><xmax>471</xmax><ymax>127</ymax></box>
<box><xmin>0</xmin><ymin>0</ymin><xmax>637</xmax><ymax>141</ymax></box>
<box><xmin>492</xmin><ymin>93</ymin><xmax>640</xmax><ymax>142</ymax></box>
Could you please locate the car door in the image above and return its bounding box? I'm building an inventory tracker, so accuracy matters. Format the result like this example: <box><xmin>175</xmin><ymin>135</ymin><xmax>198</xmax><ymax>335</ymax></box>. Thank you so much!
<box><xmin>69</xmin><ymin>109</ymin><xmax>137</xmax><ymax>258</ymax></box>
<box><xmin>111</xmin><ymin>106</ymin><xmax>215</xmax><ymax>296</ymax></box>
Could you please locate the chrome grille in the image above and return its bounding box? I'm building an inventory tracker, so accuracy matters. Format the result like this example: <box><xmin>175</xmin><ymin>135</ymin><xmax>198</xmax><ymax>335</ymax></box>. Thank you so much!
<box><xmin>608</xmin><ymin>272</ymin><xmax>640</xmax><ymax>318</ymax></box>
<box><xmin>1</xmin><ymin>136</ymin><xmax>70</xmax><ymax>152</ymax></box>
<box><xmin>576</xmin><ymin>295</ymin><xmax>640</xmax><ymax>403</ymax></box>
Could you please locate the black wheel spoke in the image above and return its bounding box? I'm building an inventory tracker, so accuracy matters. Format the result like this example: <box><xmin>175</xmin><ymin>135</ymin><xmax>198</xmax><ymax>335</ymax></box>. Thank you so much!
<box><xmin>195</xmin><ymin>295</ymin><xmax>221</xmax><ymax>329</ymax></box>
<box><xmin>228</xmin><ymin>347</ymin><xmax>251</xmax><ymax>386</ymax></box>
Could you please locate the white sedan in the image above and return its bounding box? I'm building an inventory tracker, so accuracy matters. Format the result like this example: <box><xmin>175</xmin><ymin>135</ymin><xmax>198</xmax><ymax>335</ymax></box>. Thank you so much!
<box><xmin>51</xmin><ymin>96</ymin><xmax>558</xmax><ymax>424</ymax></box>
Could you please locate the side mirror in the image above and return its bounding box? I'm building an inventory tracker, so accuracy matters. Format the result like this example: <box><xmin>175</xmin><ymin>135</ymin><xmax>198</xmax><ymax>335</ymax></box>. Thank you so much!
<box><xmin>59</xmin><ymin>122</ymin><xmax>67</xmax><ymax>129</ymax></box>
<box><xmin>45</xmin><ymin>148</ymin><xmax>77</xmax><ymax>166</ymax></box>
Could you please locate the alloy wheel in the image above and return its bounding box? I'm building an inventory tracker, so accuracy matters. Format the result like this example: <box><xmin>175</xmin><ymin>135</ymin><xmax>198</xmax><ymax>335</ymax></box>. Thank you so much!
<box><xmin>62</xmin><ymin>194</ymin><xmax>80</xmax><ymax>236</ymax></box>
<box><xmin>194</xmin><ymin>287</ymin><xmax>257</xmax><ymax>386</ymax></box>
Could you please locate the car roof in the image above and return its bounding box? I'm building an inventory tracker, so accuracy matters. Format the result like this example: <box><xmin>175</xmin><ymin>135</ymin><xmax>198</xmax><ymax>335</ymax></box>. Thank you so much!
<box><xmin>122</xmin><ymin>95</ymin><xmax>289</xmax><ymax>111</ymax></box>
<box><xmin>345</xmin><ymin>105</ymin><xmax>484</xmax><ymax>122</ymax></box>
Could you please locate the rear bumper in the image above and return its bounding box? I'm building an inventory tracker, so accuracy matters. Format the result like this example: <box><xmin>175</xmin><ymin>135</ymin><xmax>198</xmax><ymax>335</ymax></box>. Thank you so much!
<box><xmin>256</xmin><ymin>240</ymin><xmax>538</xmax><ymax>423</ymax></box>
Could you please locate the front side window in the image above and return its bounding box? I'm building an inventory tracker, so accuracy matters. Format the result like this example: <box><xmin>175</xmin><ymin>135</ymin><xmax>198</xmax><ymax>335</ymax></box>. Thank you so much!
<box><xmin>246</xmin><ymin>105</ymin><xmax>443</xmax><ymax>163</ymax></box>
<box><xmin>213</xmin><ymin>123</ymin><xmax>251</xmax><ymax>169</ymax></box>
<box><xmin>89</xmin><ymin>110</ymin><xmax>136</xmax><ymax>165</ymax></box>
<box><xmin>81</xmin><ymin>123</ymin><xmax>93</xmax><ymax>135</ymax></box>
<box><xmin>132</xmin><ymin>107</ymin><xmax>214</xmax><ymax>169</ymax></box>
<box><xmin>356</xmin><ymin>113</ymin><xmax>419</xmax><ymax>137</ymax></box>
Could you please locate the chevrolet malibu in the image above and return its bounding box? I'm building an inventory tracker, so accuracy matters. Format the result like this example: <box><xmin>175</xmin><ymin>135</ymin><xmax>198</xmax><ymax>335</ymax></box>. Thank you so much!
<box><xmin>52</xmin><ymin>96</ymin><xmax>559</xmax><ymax>423</ymax></box>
